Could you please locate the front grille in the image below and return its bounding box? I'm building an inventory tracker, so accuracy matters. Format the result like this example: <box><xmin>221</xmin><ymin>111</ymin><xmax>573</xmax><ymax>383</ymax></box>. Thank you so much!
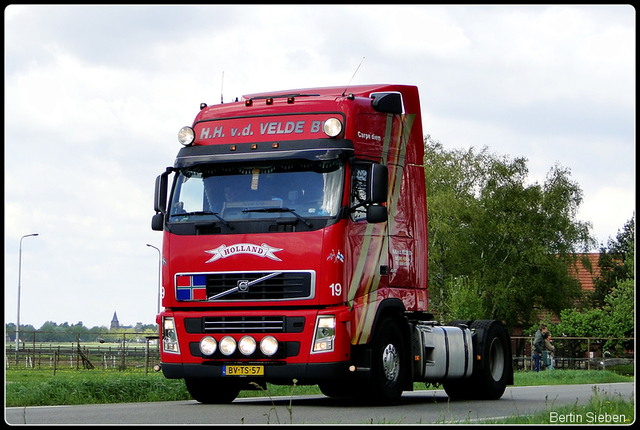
<box><xmin>184</xmin><ymin>316</ymin><xmax>305</xmax><ymax>334</ymax></box>
<box><xmin>207</xmin><ymin>271</ymin><xmax>314</xmax><ymax>301</ymax></box>
<box><xmin>204</xmin><ymin>316</ymin><xmax>285</xmax><ymax>333</ymax></box>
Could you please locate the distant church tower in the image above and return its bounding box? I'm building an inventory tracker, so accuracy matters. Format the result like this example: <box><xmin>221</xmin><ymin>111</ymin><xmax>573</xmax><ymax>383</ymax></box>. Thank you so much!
<box><xmin>110</xmin><ymin>311</ymin><xmax>120</xmax><ymax>330</ymax></box>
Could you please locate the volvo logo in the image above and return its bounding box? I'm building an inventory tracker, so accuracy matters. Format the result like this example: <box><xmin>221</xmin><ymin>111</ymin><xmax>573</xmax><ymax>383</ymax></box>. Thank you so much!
<box><xmin>237</xmin><ymin>280</ymin><xmax>249</xmax><ymax>292</ymax></box>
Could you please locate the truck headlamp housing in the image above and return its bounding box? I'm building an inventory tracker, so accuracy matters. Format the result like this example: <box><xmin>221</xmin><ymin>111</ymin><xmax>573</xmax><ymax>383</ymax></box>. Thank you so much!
<box><xmin>178</xmin><ymin>126</ymin><xmax>195</xmax><ymax>146</ymax></box>
<box><xmin>312</xmin><ymin>315</ymin><xmax>336</xmax><ymax>353</ymax></box>
<box><xmin>323</xmin><ymin>118</ymin><xmax>343</xmax><ymax>138</ymax></box>
<box><xmin>162</xmin><ymin>317</ymin><xmax>180</xmax><ymax>354</ymax></box>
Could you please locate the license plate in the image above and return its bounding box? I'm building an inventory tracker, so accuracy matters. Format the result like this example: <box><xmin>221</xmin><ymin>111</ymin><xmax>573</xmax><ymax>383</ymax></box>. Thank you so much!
<box><xmin>223</xmin><ymin>365</ymin><xmax>264</xmax><ymax>376</ymax></box>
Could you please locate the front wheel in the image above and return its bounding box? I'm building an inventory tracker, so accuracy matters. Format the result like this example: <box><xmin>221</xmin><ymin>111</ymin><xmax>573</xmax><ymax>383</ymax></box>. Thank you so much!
<box><xmin>184</xmin><ymin>378</ymin><xmax>241</xmax><ymax>404</ymax></box>
<box><xmin>356</xmin><ymin>317</ymin><xmax>407</xmax><ymax>405</ymax></box>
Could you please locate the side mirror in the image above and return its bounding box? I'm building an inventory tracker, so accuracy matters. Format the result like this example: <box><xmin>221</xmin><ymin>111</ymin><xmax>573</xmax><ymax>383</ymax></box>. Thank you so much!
<box><xmin>371</xmin><ymin>92</ymin><xmax>404</xmax><ymax>114</ymax></box>
<box><xmin>366</xmin><ymin>204</ymin><xmax>387</xmax><ymax>223</ymax></box>
<box><xmin>152</xmin><ymin>167</ymin><xmax>173</xmax><ymax>231</ymax></box>
<box><xmin>151</xmin><ymin>213</ymin><xmax>164</xmax><ymax>231</ymax></box>
<box><xmin>369</xmin><ymin>163</ymin><xmax>388</xmax><ymax>205</ymax></box>
<box><xmin>154</xmin><ymin>167</ymin><xmax>172</xmax><ymax>214</ymax></box>
<box><xmin>351</xmin><ymin>161</ymin><xmax>389</xmax><ymax>224</ymax></box>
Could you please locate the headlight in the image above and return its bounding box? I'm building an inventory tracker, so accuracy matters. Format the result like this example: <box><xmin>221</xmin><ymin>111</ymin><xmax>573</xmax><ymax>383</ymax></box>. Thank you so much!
<box><xmin>260</xmin><ymin>336</ymin><xmax>279</xmax><ymax>356</ymax></box>
<box><xmin>199</xmin><ymin>336</ymin><xmax>217</xmax><ymax>356</ymax></box>
<box><xmin>323</xmin><ymin>118</ymin><xmax>343</xmax><ymax>138</ymax></box>
<box><xmin>238</xmin><ymin>336</ymin><xmax>257</xmax><ymax>356</ymax></box>
<box><xmin>178</xmin><ymin>126</ymin><xmax>195</xmax><ymax>146</ymax></box>
<box><xmin>219</xmin><ymin>336</ymin><xmax>237</xmax><ymax>356</ymax></box>
<box><xmin>162</xmin><ymin>317</ymin><xmax>180</xmax><ymax>354</ymax></box>
<box><xmin>312</xmin><ymin>315</ymin><xmax>336</xmax><ymax>352</ymax></box>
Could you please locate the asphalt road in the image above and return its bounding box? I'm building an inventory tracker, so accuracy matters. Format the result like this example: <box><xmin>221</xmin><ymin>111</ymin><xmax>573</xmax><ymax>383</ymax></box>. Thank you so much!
<box><xmin>5</xmin><ymin>382</ymin><xmax>634</xmax><ymax>425</ymax></box>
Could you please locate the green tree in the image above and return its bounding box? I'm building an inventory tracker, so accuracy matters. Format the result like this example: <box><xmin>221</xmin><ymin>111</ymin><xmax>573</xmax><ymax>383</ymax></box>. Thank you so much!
<box><xmin>424</xmin><ymin>137</ymin><xmax>595</xmax><ymax>328</ymax></box>
<box><xmin>556</xmin><ymin>229</ymin><xmax>634</xmax><ymax>352</ymax></box>
<box><xmin>591</xmin><ymin>215</ymin><xmax>634</xmax><ymax>308</ymax></box>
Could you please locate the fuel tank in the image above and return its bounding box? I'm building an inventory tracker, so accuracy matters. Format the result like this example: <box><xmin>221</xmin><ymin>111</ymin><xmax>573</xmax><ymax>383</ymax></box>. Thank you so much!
<box><xmin>412</xmin><ymin>323</ymin><xmax>474</xmax><ymax>382</ymax></box>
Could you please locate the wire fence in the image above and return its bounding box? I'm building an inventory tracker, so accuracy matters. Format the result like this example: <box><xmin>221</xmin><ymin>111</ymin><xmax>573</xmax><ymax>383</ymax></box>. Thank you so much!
<box><xmin>5</xmin><ymin>331</ymin><xmax>634</xmax><ymax>374</ymax></box>
<box><xmin>511</xmin><ymin>336</ymin><xmax>634</xmax><ymax>372</ymax></box>
<box><xmin>5</xmin><ymin>331</ymin><xmax>160</xmax><ymax>374</ymax></box>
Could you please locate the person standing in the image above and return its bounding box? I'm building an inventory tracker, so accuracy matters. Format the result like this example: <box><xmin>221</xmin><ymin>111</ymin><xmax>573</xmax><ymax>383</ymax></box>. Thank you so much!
<box><xmin>544</xmin><ymin>331</ymin><xmax>556</xmax><ymax>370</ymax></box>
<box><xmin>533</xmin><ymin>324</ymin><xmax>548</xmax><ymax>372</ymax></box>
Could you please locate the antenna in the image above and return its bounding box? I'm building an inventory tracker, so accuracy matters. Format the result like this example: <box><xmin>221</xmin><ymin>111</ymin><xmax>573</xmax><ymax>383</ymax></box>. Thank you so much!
<box><xmin>220</xmin><ymin>71</ymin><xmax>224</xmax><ymax>104</ymax></box>
<box><xmin>342</xmin><ymin>57</ymin><xmax>365</xmax><ymax>96</ymax></box>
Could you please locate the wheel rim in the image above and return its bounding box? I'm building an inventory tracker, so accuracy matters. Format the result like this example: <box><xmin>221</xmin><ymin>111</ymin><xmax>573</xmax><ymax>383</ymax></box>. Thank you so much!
<box><xmin>382</xmin><ymin>343</ymin><xmax>400</xmax><ymax>383</ymax></box>
<box><xmin>488</xmin><ymin>337</ymin><xmax>505</xmax><ymax>381</ymax></box>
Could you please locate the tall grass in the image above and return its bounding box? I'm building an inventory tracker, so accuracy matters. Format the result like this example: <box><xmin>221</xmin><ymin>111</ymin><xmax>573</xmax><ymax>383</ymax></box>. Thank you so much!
<box><xmin>5</xmin><ymin>371</ymin><xmax>190</xmax><ymax>407</ymax></box>
<box><xmin>483</xmin><ymin>386</ymin><xmax>634</xmax><ymax>424</ymax></box>
<box><xmin>514</xmin><ymin>369</ymin><xmax>632</xmax><ymax>386</ymax></box>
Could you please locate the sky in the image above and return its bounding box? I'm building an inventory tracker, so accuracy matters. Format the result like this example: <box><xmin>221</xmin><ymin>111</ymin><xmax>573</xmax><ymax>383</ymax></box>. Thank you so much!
<box><xmin>4</xmin><ymin>5</ymin><xmax>635</xmax><ymax>330</ymax></box>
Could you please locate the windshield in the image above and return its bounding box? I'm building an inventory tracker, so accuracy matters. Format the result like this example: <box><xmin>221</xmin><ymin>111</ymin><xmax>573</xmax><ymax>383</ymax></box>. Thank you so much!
<box><xmin>169</xmin><ymin>159</ymin><xmax>344</xmax><ymax>223</ymax></box>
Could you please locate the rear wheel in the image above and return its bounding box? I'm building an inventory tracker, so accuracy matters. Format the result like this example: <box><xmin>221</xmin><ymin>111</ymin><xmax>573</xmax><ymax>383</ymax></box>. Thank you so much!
<box><xmin>184</xmin><ymin>378</ymin><xmax>241</xmax><ymax>404</ymax></box>
<box><xmin>443</xmin><ymin>320</ymin><xmax>511</xmax><ymax>400</ymax></box>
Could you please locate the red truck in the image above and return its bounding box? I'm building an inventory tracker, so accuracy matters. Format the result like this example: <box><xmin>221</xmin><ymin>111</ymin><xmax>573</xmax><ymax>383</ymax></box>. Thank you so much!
<box><xmin>152</xmin><ymin>84</ymin><xmax>513</xmax><ymax>404</ymax></box>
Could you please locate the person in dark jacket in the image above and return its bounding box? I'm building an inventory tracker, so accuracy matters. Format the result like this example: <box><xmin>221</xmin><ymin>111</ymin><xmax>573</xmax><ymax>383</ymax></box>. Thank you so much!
<box><xmin>533</xmin><ymin>324</ymin><xmax>548</xmax><ymax>372</ymax></box>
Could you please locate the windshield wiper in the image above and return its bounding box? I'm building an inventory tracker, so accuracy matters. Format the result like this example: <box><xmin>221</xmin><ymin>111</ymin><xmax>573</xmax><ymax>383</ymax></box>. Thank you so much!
<box><xmin>171</xmin><ymin>211</ymin><xmax>233</xmax><ymax>229</ymax></box>
<box><xmin>242</xmin><ymin>207</ymin><xmax>312</xmax><ymax>227</ymax></box>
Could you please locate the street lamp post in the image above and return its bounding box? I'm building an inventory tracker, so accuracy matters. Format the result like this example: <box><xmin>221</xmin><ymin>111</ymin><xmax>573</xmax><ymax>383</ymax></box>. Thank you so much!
<box><xmin>16</xmin><ymin>233</ymin><xmax>39</xmax><ymax>357</ymax></box>
<box><xmin>146</xmin><ymin>244</ymin><xmax>162</xmax><ymax>315</ymax></box>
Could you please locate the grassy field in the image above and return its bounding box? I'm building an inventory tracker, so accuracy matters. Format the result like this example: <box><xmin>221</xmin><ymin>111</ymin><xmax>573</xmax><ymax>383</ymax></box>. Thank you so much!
<box><xmin>5</xmin><ymin>368</ymin><xmax>632</xmax><ymax>409</ymax></box>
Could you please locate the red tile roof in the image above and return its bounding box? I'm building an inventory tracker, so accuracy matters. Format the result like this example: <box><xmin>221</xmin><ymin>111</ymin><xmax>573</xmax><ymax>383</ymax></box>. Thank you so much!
<box><xmin>534</xmin><ymin>254</ymin><xmax>601</xmax><ymax>326</ymax></box>
<box><xmin>570</xmin><ymin>253</ymin><xmax>600</xmax><ymax>292</ymax></box>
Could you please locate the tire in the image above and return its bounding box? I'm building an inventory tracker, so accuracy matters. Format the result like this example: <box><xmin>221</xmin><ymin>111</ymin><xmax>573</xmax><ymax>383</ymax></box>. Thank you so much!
<box><xmin>447</xmin><ymin>320</ymin><xmax>471</xmax><ymax>328</ymax></box>
<box><xmin>318</xmin><ymin>380</ymin><xmax>352</xmax><ymax>398</ymax></box>
<box><xmin>184</xmin><ymin>378</ymin><xmax>241</xmax><ymax>404</ymax></box>
<box><xmin>357</xmin><ymin>317</ymin><xmax>407</xmax><ymax>405</ymax></box>
<box><xmin>443</xmin><ymin>320</ymin><xmax>511</xmax><ymax>400</ymax></box>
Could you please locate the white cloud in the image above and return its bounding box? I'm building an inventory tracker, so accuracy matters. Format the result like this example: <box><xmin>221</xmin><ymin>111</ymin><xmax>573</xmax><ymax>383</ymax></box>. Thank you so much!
<box><xmin>579</xmin><ymin>187</ymin><xmax>636</xmax><ymax>247</ymax></box>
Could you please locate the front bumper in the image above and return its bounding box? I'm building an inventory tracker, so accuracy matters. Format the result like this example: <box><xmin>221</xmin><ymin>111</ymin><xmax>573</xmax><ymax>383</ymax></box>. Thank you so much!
<box><xmin>161</xmin><ymin>361</ymin><xmax>350</xmax><ymax>383</ymax></box>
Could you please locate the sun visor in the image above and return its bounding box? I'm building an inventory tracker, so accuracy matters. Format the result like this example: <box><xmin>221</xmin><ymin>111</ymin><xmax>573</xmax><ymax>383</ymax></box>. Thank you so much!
<box><xmin>174</xmin><ymin>138</ymin><xmax>354</xmax><ymax>168</ymax></box>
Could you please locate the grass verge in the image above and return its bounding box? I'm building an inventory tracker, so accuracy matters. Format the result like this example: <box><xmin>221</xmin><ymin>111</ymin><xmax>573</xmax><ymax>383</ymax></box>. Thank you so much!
<box><xmin>481</xmin><ymin>386</ymin><xmax>634</xmax><ymax>424</ymax></box>
<box><xmin>5</xmin><ymin>368</ymin><xmax>633</xmax><ymax>408</ymax></box>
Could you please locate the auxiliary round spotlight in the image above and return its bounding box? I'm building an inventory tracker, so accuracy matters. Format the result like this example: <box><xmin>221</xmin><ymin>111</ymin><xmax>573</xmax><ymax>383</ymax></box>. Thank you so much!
<box><xmin>260</xmin><ymin>336</ymin><xmax>279</xmax><ymax>356</ymax></box>
<box><xmin>178</xmin><ymin>126</ymin><xmax>195</xmax><ymax>146</ymax></box>
<box><xmin>238</xmin><ymin>336</ymin><xmax>257</xmax><ymax>356</ymax></box>
<box><xmin>323</xmin><ymin>118</ymin><xmax>343</xmax><ymax>138</ymax></box>
<box><xmin>199</xmin><ymin>336</ymin><xmax>217</xmax><ymax>356</ymax></box>
<box><xmin>219</xmin><ymin>336</ymin><xmax>237</xmax><ymax>356</ymax></box>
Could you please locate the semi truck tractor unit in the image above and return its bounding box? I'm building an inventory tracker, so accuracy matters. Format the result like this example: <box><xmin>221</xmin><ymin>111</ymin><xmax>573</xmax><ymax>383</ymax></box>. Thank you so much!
<box><xmin>152</xmin><ymin>84</ymin><xmax>513</xmax><ymax>404</ymax></box>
